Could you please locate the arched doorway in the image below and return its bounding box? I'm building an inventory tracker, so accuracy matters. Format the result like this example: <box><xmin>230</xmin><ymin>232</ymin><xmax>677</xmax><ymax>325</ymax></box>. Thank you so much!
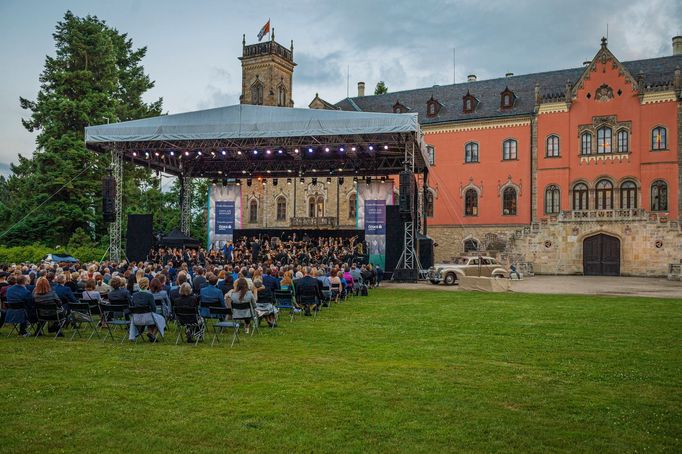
<box><xmin>583</xmin><ymin>234</ymin><xmax>620</xmax><ymax>276</ymax></box>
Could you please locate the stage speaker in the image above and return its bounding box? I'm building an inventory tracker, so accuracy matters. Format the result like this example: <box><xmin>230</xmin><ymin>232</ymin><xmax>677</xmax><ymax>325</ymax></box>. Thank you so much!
<box><xmin>418</xmin><ymin>235</ymin><xmax>434</xmax><ymax>269</ymax></box>
<box><xmin>102</xmin><ymin>176</ymin><xmax>116</xmax><ymax>223</ymax></box>
<box><xmin>399</xmin><ymin>171</ymin><xmax>415</xmax><ymax>215</ymax></box>
<box><xmin>126</xmin><ymin>214</ymin><xmax>154</xmax><ymax>262</ymax></box>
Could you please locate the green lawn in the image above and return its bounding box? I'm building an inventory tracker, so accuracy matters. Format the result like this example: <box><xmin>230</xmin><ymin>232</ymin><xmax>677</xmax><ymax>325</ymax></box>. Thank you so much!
<box><xmin>0</xmin><ymin>288</ymin><xmax>680</xmax><ymax>453</ymax></box>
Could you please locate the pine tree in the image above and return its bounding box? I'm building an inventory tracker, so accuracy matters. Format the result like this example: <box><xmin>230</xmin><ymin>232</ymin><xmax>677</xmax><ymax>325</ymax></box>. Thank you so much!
<box><xmin>374</xmin><ymin>81</ymin><xmax>388</xmax><ymax>95</ymax></box>
<box><xmin>3</xmin><ymin>11</ymin><xmax>162</xmax><ymax>247</ymax></box>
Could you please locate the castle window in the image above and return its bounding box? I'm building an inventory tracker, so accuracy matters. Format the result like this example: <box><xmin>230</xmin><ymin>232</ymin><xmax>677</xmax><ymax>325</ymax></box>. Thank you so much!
<box><xmin>465</xmin><ymin>142</ymin><xmax>479</xmax><ymax>163</ymax></box>
<box><xmin>464</xmin><ymin>189</ymin><xmax>478</xmax><ymax>216</ymax></box>
<box><xmin>617</xmin><ymin>129</ymin><xmax>629</xmax><ymax>153</ymax></box>
<box><xmin>464</xmin><ymin>238</ymin><xmax>479</xmax><ymax>252</ymax></box>
<box><xmin>348</xmin><ymin>193</ymin><xmax>357</xmax><ymax>219</ymax></box>
<box><xmin>500</xmin><ymin>87</ymin><xmax>515</xmax><ymax>109</ymax></box>
<box><xmin>595</xmin><ymin>179</ymin><xmax>613</xmax><ymax>209</ymax></box>
<box><xmin>426</xmin><ymin>97</ymin><xmax>440</xmax><ymax>117</ymax></box>
<box><xmin>249</xmin><ymin>199</ymin><xmax>258</xmax><ymax>223</ymax></box>
<box><xmin>393</xmin><ymin>101</ymin><xmax>407</xmax><ymax>113</ymax></box>
<box><xmin>276</xmin><ymin>196</ymin><xmax>287</xmax><ymax>221</ymax></box>
<box><xmin>502</xmin><ymin>187</ymin><xmax>517</xmax><ymax>215</ymax></box>
<box><xmin>651</xmin><ymin>180</ymin><xmax>668</xmax><ymax>211</ymax></box>
<box><xmin>597</xmin><ymin>127</ymin><xmax>612</xmax><ymax>154</ymax></box>
<box><xmin>250</xmin><ymin>80</ymin><xmax>264</xmax><ymax>105</ymax></box>
<box><xmin>546</xmin><ymin>135</ymin><xmax>560</xmax><ymax>157</ymax></box>
<box><xmin>572</xmin><ymin>183</ymin><xmax>588</xmax><ymax>210</ymax></box>
<box><xmin>426</xmin><ymin>145</ymin><xmax>435</xmax><ymax>166</ymax></box>
<box><xmin>651</xmin><ymin>126</ymin><xmax>667</xmax><ymax>150</ymax></box>
<box><xmin>309</xmin><ymin>196</ymin><xmax>324</xmax><ymax>217</ymax></box>
<box><xmin>463</xmin><ymin>91</ymin><xmax>477</xmax><ymax>113</ymax></box>
<box><xmin>620</xmin><ymin>181</ymin><xmax>637</xmax><ymax>209</ymax></box>
<box><xmin>425</xmin><ymin>189</ymin><xmax>435</xmax><ymax>218</ymax></box>
<box><xmin>544</xmin><ymin>185</ymin><xmax>560</xmax><ymax>214</ymax></box>
<box><xmin>502</xmin><ymin>139</ymin><xmax>517</xmax><ymax>160</ymax></box>
<box><xmin>581</xmin><ymin>132</ymin><xmax>592</xmax><ymax>155</ymax></box>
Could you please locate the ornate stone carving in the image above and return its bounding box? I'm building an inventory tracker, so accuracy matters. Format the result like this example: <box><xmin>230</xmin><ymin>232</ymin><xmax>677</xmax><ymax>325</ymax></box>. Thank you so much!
<box><xmin>595</xmin><ymin>84</ymin><xmax>614</xmax><ymax>102</ymax></box>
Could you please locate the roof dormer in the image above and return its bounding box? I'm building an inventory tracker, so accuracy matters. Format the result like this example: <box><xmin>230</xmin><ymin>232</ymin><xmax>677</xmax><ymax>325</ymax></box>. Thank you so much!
<box><xmin>393</xmin><ymin>100</ymin><xmax>408</xmax><ymax>113</ymax></box>
<box><xmin>426</xmin><ymin>96</ymin><xmax>442</xmax><ymax>117</ymax></box>
<box><xmin>462</xmin><ymin>90</ymin><xmax>478</xmax><ymax>114</ymax></box>
<box><xmin>500</xmin><ymin>86</ymin><xmax>516</xmax><ymax>109</ymax></box>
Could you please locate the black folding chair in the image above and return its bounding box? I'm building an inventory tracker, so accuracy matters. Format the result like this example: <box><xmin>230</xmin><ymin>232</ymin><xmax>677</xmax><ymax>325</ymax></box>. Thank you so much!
<box><xmin>174</xmin><ymin>304</ymin><xmax>205</xmax><ymax>346</ymax></box>
<box><xmin>129</xmin><ymin>305</ymin><xmax>163</xmax><ymax>343</ymax></box>
<box><xmin>99</xmin><ymin>302</ymin><xmax>131</xmax><ymax>343</ymax></box>
<box><xmin>69</xmin><ymin>300</ymin><xmax>100</xmax><ymax>340</ymax></box>
<box><xmin>34</xmin><ymin>301</ymin><xmax>68</xmax><ymax>339</ymax></box>
<box><xmin>3</xmin><ymin>301</ymin><xmax>33</xmax><ymax>337</ymax></box>
<box><xmin>231</xmin><ymin>299</ymin><xmax>260</xmax><ymax>336</ymax></box>
<box><xmin>298</xmin><ymin>294</ymin><xmax>320</xmax><ymax>320</ymax></box>
<box><xmin>208</xmin><ymin>306</ymin><xmax>240</xmax><ymax>347</ymax></box>
<box><xmin>321</xmin><ymin>285</ymin><xmax>331</xmax><ymax>308</ymax></box>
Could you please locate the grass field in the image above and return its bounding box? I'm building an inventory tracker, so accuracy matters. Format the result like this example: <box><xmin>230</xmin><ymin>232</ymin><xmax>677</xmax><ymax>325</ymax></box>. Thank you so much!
<box><xmin>0</xmin><ymin>288</ymin><xmax>680</xmax><ymax>453</ymax></box>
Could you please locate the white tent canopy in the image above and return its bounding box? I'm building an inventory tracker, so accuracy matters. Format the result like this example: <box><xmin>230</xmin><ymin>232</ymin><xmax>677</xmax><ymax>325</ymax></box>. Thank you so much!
<box><xmin>85</xmin><ymin>104</ymin><xmax>420</xmax><ymax>142</ymax></box>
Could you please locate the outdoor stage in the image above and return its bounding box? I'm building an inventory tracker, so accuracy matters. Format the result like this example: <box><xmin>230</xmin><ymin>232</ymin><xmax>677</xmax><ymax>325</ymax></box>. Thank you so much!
<box><xmin>85</xmin><ymin>104</ymin><xmax>432</xmax><ymax>278</ymax></box>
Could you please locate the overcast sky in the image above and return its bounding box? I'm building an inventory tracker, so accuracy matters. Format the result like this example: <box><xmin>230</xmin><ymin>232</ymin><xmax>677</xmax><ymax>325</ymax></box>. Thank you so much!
<box><xmin>1</xmin><ymin>0</ymin><xmax>680</xmax><ymax>172</ymax></box>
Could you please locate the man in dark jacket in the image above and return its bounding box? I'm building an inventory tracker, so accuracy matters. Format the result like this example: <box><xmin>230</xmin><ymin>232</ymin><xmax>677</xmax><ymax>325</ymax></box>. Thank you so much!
<box><xmin>5</xmin><ymin>275</ymin><xmax>35</xmax><ymax>335</ymax></box>
<box><xmin>53</xmin><ymin>274</ymin><xmax>78</xmax><ymax>310</ymax></box>
<box><xmin>294</xmin><ymin>267</ymin><xmax>323</xmax><ymax>316</ymax></box>
<box><xmin>262</xmin><ymin>267</ymin><xmax>280</xmax><ymax>293</ymax></box>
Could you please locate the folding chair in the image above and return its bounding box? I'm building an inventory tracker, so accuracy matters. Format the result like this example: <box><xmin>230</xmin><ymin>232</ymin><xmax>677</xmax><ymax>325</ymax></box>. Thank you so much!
<box><xmin>298</xmin><ymin>294</ymin><xmax>320</xmax><ymax>320</ymax></box>
<box><xmin>99</xmin><ymin>302</ymin><xmax>131</xmax><ymax>343</ymax></box>
<box><xmin>274</xmin><ymin>290</ymin><xmax>299</xmax><ymax>322</ymax></box>
<box><xmin>34</xmin><ymin>301</ymin><xmax>68</xmax><ymax>339</ymax></box>
<box><xmin>207</xmin><ymin>306</ymin><xmax>240</xmax><ymax>347</ymax></box>
<box><xmin>69</xmin><ymin>300</ymin><xmax>100</xmax><ymax>340</ymax></box>
<box><xmin>174</xmin><ymin>304</ymin><xmax>205</xmax><ymax>346</ymax></box>
<box><xmin>129</xmin><ymin>305</ymin><xmax>164</xmax><ymax>343</ymax></box>
<box><xmin>321</xmin><ymin>285</ymin><xmax>332</xmax><ymax>308</ymax></box>
<box><xmin>330</xmin><ymin>283</ymin><xmax>343</xmax><ymax>304</ymax></box>
<box><xmin>3</xmin><ymin>301</ymin><xmax>33</xmax><ymax>337</ymax></box>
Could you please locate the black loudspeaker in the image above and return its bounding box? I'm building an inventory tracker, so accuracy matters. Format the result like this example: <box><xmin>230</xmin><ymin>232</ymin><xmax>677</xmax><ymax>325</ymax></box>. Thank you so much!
<box><xmin>126</xmin><ymin>214</ymin><xmax>154</xmax><ymax>262</ymax></box>
<box><xmin>418</xmin><ymin>236</ymin><xmax>434</xmax><ymax>269</ymax></box>
<box><xmin>399</xmin><ymin>171</ymin><xmax>415</xmax><ymax>215</ymax></box>
<box><xmin>384</xmin><ymin>205</ymin><xmax>404</xmax><ymax>274</ymax></box>
<box><xmin>102</xmin><ymin>176</ymin><xmax>116</xmax><ymax>223</ymax></box>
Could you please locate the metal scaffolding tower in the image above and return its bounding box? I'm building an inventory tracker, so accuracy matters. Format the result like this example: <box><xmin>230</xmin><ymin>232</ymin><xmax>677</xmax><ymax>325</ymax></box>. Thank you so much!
<box><xmin>180</xmin><ymin>174</ymin><xmax>192</xmax><ymax>235</ymax></box>
<box><xmin>108</xmin><ymin>149</ymin><xmax>123</xmax><ymax>262</ymax></box>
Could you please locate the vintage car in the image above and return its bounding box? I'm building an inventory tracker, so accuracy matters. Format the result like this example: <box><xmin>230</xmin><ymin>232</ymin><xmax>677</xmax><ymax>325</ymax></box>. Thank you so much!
<box><xmin>428</xmin><ymin>256</ymin><xmax>508</xmax><ymax>285</ymax></box>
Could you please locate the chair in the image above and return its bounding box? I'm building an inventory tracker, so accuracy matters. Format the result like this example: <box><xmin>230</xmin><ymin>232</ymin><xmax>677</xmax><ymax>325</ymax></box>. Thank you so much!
<box><xmin>34</xmin><ymin>301</ymin><xmax>68</xmax><ymax>339</ymax></box>
<box><xmin>231</xmin><ymin>299</ymin><xmax>260</xmax><ymax>336</ymax></box>
<box><xmin>207</xmin><ymin>306</ymin><xmax>240</xmax><ymax>347</ymax></box>
<box><xmin>4</xmin><ymin>301</ymin><xmax>33</xmax><ymax>337</ymax></box>
<box><xmin>174</xmin><ymin>304</ymin><xmax>205</xmax><ymax>346</ymax></box>
<box><xmin>298</xmin><ymin>294</ymin><xmax>320</xmax><ymax>320</ymax></box>
<box><xmin>99</xmin><ymin>302</ymin><xmax>131</xmax><ymax>343</ymax></box>
<box><xmin>274</xmin><ymin>290</ymin><xmax>299</xmax><ymax>322</ymax></box>
<box><xmin>69</xmin><ymin>300</ymin><xmax>100</xmax><ymax>340</ymax></box>
<box><xmin>330</xmin><ymin>283</ymin><xmax>343</xmax><ymax>304</ymax></box>
<box><xmin>129</xmin><ymin>305</ymin><xmax>163</xmax><ymax>343</ymax></box>
<box><xmin>321</xmin><ymin>285</ymin><xmax>332</xmax><ymax>308</ymax></box>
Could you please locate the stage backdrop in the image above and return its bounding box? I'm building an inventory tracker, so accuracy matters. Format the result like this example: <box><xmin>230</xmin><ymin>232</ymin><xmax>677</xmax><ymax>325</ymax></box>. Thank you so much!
<box><xmin>357</xmin><ymin>181</ymin><xmax>394</xmax><ymax>269</ymax></box>
<box><xmin>208</xmin><ymin>184</ymin><xmax>241</xmax><ymax>249</ymax></box>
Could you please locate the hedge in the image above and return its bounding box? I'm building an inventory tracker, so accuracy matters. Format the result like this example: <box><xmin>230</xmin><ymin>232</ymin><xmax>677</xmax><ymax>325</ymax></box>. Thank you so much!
<box><xmin>0</xmin><ymin>244</ymin><xmax>106</xmax><ymax>265</ymax></box>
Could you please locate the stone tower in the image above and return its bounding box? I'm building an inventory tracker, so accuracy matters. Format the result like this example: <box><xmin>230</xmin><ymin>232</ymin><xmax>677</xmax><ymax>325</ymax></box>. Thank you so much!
<box><xmin>239</xmin><ymin>31</ymin><xmax>295</xmax><ymax>107</ymax></box>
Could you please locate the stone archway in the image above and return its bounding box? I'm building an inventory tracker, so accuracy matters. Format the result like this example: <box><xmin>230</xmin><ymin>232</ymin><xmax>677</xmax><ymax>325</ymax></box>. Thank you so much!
<box><xmin>583</xmin><ymin>233</ymin><xmax>620</xmax><ymax>276</ymax></box>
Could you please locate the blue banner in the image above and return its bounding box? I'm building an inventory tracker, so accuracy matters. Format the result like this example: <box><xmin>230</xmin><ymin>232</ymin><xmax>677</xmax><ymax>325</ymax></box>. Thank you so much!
<box><xmin>214</xmin><ymin>201</ymin><xmax>235</xmax><ymax>235</ymax></box>
<box><xmin>364</xmin><ymin>199</ymin><xmax>387</xmax><ymax>268</ymax></box>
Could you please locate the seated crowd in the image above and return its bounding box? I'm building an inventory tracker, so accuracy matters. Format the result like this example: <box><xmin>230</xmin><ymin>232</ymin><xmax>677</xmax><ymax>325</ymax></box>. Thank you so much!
<box><xmin>0</xmin><ymin>236</ymin><xmax>382</xmax><ymax>343</ymax></box>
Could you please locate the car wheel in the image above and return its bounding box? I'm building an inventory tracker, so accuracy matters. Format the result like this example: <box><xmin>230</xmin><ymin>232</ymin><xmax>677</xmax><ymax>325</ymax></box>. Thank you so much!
<box><xmin>429</xmin><ymin>280</ymin><xmax>439</xmax><ymax>285</ymax></box>
<box><xmin>444</xmin><ymin>273</ymin><xmax>457</xmax><ymax>286</ymax></box>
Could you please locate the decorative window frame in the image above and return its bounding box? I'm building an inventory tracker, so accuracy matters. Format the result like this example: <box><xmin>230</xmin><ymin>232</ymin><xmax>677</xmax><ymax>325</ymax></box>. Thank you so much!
<box><xmin>650</xmin><ymin>125</ymin><xmax>668</xmax><ymax>151</ymax></box>
<box><xmin>578</xmin><ymin>115</ymin><xmax>631</xmax><ymax>155</ymax></box>
<box><xmin>545</xmin><ymin>134</ymin><xmax>560</xmax><ymax>158</ymax></box>
<box><xmin>464</xmin><ymin>141</ymin><xmax>479</xmax><ymax>163</ymax></box>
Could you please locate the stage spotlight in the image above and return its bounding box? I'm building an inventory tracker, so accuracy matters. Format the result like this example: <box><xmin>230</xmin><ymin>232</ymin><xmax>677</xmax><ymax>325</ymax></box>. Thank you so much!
<box><xmin>132</xmin><ymin>152</ymin><xmax>137</xmax><ymax>157</ymax></box>
<box><xmin>266</xmin><ymin>170</ymin><xmax>271</xmax><ymax>174</ymax></box>
<box><xmin>237</xmin><ymin>150</ymin><xmax>242</xmax><ymax>155</ymax></box>
<box><xmin>210</xmin><ymin>151</ymin><xmax>215</xmax><ymax>157</ymax></box>
<box><xmin>241</xmin><ymin>169</ymin><xmax>247</xmax><ymax>174</ymax></box>
<box><xmin>383</xmin><ymin>145</ymin><xmax>389</xmax><ymax>150</ymax></box>
<box><xmin>184</xmin><ymin>151</ymin><xmax>190</xmax><ymax>156</ymax></box>
<box><xmin>257</xmin><ymin>176</ymin><xmax>262</xmax><ymax>182</ymax></box>
<box><xmin>246</xmin><ymin>178</ymin><xmax>252</xmax><ymax>187</ymax></box>
<box><xmin>326</xmin><ymin>177</ymin><xmax>331</xmax><ymax>184</ymax></box>
<box><xmin>154</xmin><ymin>152</ymin><xmax>160</xmax><ymax>157</ymax></box>
<box><xmin>197</xmin><ymin>151</ymin><xmax>202</xmax><ymax>156</ymax></box>
<box><xmin>287</xmin><ymin>169</ymin><xmax>292</xmax><ymax>173</ymax></box>
<box><xmin>221</xmin><ymin>150</ymin><xmax>227</xmax><ymax>156</ymax></box>
<box><xmin>351</xmin><ymin>146</ymin><xmax>357</xmax><ymax>152</ymax></box>
<box><xmin>312</xmin><ymin>168</ymin><xmax>317</xmax><ymax>172</ymax></box>
<box><xmin>273</xmin><ymin>178</ymin><xmax>278</xmax><ymax>186</ymax></box>
<box><xmin>278</xmin><ymin>149</ymin><xmax>283</xmax><ymax>155</ymax></box>
<box><xmin>294</xmin><ymin>148</ymin><xmax>299</xmax><ymax>154</ymax></box>
<box><xmin>339</xmin><ymin>177</ymin><xmax>344</xmax><ymax>185</ymax></box>
<box><xmin>308</xmin><ymin>147</ymin><xmax>314</xmax><ymax>153</ymax></box>
<box><xmin>324</xmin><ymin>147</ymin><xmax>330</xmax><ymax>152</ymax></box>
<box><xmin>253</xmin><ymin>150</ymin><xmax>258</xmax><ymax>155</ymax></box>
<box><xmin>145</xmin><ymin>152</ymin><xmax>150</xmax><ymax>158</ymax></box>
<box><xmin>266</xmin><ymin>149</ymin><xmax>271</xmax><ymax>155</ymax></box>
<box><xmin>339</xmin><ymin>147</ymin><xmax>345</xmax><ymax>152</ymax></box>
<box><xmin>236</xmin><ymin>179</ymin><xmax>241</xmax><ymax>186</ymax></box>
<box><xmin>170</xmin><ymin>151</ymin><xmax>175</xmax><ymax>156</ymax></box>
<box><xmin>368</xmin><ymin>145</ymin><xmax>374</xmax><ymax>151</ymax></box>
<box><xmin>312</xmin><ymin>177</ymin><xmax>318</xmax><ymax>185</ymax></box>
<box><xmin>287</xmin><ymin>178</ymin><xmax>292</xmax><ymax>185</ymax></box>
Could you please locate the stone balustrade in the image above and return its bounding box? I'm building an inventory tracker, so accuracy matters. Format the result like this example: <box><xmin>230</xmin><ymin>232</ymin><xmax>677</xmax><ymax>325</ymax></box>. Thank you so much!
<box><xmin>290</xmin><ymin>216</ymin><xmax>337</xmax><ymax>228</ymax></box>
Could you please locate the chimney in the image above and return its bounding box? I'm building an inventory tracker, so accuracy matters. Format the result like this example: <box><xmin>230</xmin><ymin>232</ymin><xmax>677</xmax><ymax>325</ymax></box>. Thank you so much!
<box><xmin>505</xmin><ymin>72</ymin><xmax>514</xmax><ymax>78</ymax></box>
<box><xmin>357</xmin><ymin>81</ymin><xmax>365</xmax><ymax>97</ymax></box>
<box><xmin>673</xmin><ymin>36</ymin><xmax>682</xmax><ymax>56</ymax></box>
<box><xmin>467</xmin><ymin>74</ymin><xmax>477</xmax><ymax>82</ymax></box>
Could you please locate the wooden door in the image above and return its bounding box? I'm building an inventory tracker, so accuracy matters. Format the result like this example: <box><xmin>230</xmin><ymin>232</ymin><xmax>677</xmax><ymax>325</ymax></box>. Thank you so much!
<box><xmin>583</xmin><ymin>234</ymin><xmax>620</xmax><ymax>276</ymax></box>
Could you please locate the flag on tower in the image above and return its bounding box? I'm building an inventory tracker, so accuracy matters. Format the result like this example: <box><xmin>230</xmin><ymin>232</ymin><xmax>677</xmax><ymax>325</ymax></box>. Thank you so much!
<box><xmin>257</xmin><ymin>19</ymin><xmax>270</xmax><ymax>42</ymax></box>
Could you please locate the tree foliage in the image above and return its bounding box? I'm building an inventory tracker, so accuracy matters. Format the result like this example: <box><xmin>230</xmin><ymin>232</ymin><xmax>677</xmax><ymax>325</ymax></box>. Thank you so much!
<box><xmin>374</xmin><ymin>81</ymin><xmax>388</xmax><ymax>95</ymax></box>
<box><xmin>1</xmin><ymin>11</ymin><xmax>162</xmax><ymax>247</ymax></box>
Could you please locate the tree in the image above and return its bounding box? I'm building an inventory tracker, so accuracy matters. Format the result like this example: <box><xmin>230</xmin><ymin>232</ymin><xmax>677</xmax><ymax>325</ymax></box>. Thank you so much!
<box><xmin>374</xmin><ymin>81</ymin><xmax>388</xmax><ymax>95</ymax></box>
<box><xmin>3</xmin><ymin>11</ymin><xmax>162</xmax><ymax>247</ymax></box>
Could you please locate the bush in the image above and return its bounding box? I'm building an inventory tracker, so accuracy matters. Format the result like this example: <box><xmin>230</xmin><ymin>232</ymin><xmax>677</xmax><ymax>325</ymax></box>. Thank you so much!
<box><xmin>0</xmin><ymin>244</ymin><xmax>52</xmax><ymax>264</ymax></box>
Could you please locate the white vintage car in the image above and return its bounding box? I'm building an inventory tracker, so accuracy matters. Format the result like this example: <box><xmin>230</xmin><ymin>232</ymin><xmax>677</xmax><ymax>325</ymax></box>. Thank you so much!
<box><xmin>428</xmin><ymin>256</ymin><xmax>509</xmax><ymax>285</ymax></box>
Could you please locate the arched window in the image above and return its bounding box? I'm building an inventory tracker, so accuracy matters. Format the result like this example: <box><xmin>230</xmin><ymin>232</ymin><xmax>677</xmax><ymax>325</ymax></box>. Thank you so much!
<box><xmin>464</xmin><ymin>98</ymin><xmax>473</xmax><ymax>112</ymax></box>
<box><xmin>249</xmin><ymin>199</ymin><xmax>258</xmax><ymax>223</ymax></box>
<box><xmin>617</xmin><ymin>129</ymin><xmax>629</xmax><ymax>153</ymax></box>
<box><xmin>465</xmin><ymin>142</ymin><xmax>479</xmax><ymax>163</ymax></box>
<box><xmin>276</xmin><ymin>196</ymin><xmax>287</xmax><ymax>221</ymax></box>
<box><xmin>464</xmin><ymin>238</ymin><xmax>479</xmax><ymax>252</ymax></box>
<box><xmin>595</xmin><ymin>179</ymin><xmax>613</xmax><ymax>209</ymax></box>
<box><xmin>502</xmin><ymin>139</ymin><xmax>517</xmax><ymax>160</ymax></box>
<box><xmin>250</xmin><ymin>81</ymin><xmax>263</xmax><ymax>105</ymax></box>
<box><xmin>425</xmin><ymin>189</ymin><xmax>435</xmax><ymax>217</ymax></box>
<box><xmin>651</xmin><ymin>126</ymin><xmax>667</xmax><ymax>150</ymax></box>
<box><xmin>316</xmin><ymin>196</ymin><xmax>325</xmax><ymax>217</ymax></box>
<box><xmin>544</xmin><ymin>185</ymin><xmax>560</xmax><ymax>214</ymax></box>
<box><xmin>277</xmin><ymin>85</ymin><xmax>287</xmax><ymax>107</ymax></box>
<box><xmin>572</xmin><ymin>183</ymin><xmax>588</xmax><ymax>210</ymax></box>
<box><xmin>620</xmin><ymin>181</ymin><xmax>637</xmax><ymax>209</ymax></box>
<box><xmin>651</xmin><ymin>180</ymin><xmax>668</xmax><ymax>211</ymax></box>
<box><xmin>581</xmin><ymin>132</ymin><xmax>592</xmax><ymax>155</ymax></box>
<box><xmin>502</xmin><ymin>187</ymin><xmax>517</xmax><ymax>215</ymax></box>
<box><xmin>348</xmin><ymin>193</ymin><xmax>357</xmax><ymax>219</ymax></box>
<box><xmin>308</xmin><ymin>197</ymin><xmax>316</xmax><ymax>218</ymax></box>
<box><xmin>546</xmin><ymin>135</ymin><xmax>560</xmax><ymax>157</ymax></box>
<box><xmin>464</xmin><ymin>189</ymin><xmax>478</xmax><ymax>216</ymax></box>
<box><xmin>597</xmin><ymin>127</ymin><xmax>612</xmax><ymax>154</ymax></box>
